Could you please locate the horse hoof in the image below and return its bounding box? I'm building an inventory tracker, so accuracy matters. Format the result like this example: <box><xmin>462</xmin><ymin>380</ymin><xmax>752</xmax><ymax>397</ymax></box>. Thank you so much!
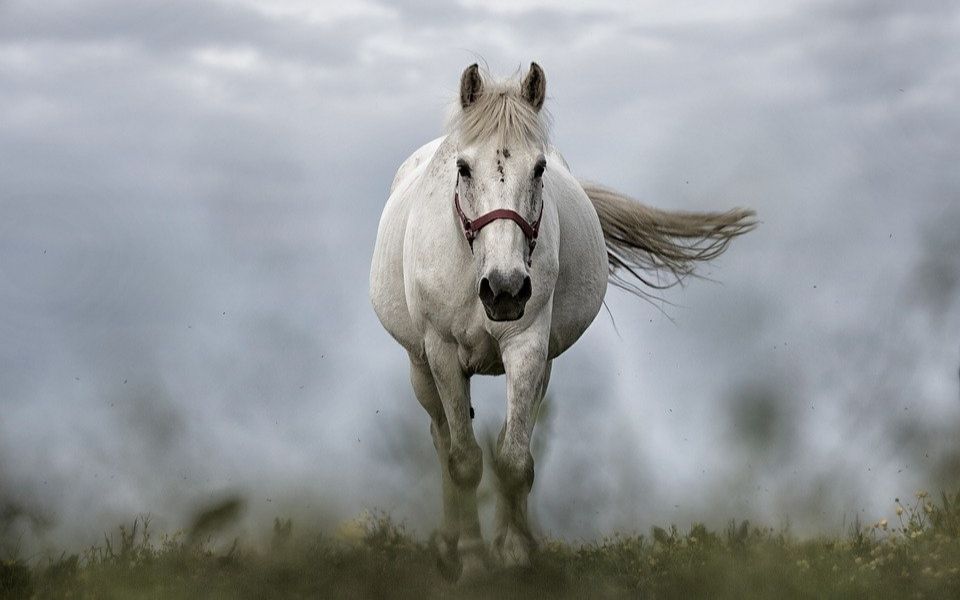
<box><xmin>458</xmin><ymin>553</ymin><xmax>488</xmax><ymax>585</ymax></box>
<box><xmin>492</xmin><ymin>528</ymin><xmax>534</xmax><ymax>568</ymax></box>
<box><xmin>453</xmin><ymin>538</ymin><xmax>489</xmax><ymax>584</ymax></box>
<box><xmin>429</xmin><ymin>531</ymin><xmax>460</xmax><ymax>581</ymax></box>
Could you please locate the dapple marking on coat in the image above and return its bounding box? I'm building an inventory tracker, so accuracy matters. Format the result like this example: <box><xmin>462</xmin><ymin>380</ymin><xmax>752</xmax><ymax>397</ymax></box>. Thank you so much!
<box><xmin>369</xmin><ymin>62</ymin><xmax>755</xmax><ymax>581</ymax></box>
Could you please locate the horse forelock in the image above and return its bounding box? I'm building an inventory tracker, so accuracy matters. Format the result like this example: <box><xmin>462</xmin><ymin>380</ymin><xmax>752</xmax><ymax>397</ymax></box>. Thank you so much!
<box><xmin>446</xmin><ymin>71</ymin><xmax>550</xmax><ymax>149</ymax></box>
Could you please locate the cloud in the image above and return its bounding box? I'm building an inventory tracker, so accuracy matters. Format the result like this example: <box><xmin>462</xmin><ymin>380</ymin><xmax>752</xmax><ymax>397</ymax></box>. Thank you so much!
<box><xmin>0</xmin><ymin>0</ymin><xmax>958</xmax><ymax>552</ymax></box>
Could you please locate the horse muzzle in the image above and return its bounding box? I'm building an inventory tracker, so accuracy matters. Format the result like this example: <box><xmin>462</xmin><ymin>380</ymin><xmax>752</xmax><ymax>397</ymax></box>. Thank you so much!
<box><xmin>478</xmin><ymin>269</ymin><xmax>532</xmax><ymax>322</ymax></box>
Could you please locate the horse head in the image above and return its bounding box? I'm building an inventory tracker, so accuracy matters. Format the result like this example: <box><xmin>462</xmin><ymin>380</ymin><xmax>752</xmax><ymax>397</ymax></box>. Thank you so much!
<box><xmin>451</xmin><ymin>62</ymin><xmax>549</xmax><ymax>322</ymax></box>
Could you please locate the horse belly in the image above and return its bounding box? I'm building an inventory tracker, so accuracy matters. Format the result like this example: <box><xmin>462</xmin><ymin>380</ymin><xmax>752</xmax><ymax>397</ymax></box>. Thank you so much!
<box><xmin>546</xmin><ymin>173</ymin><xmax>609</xmax><ymax>358</ymax></box>
<box><xmin>370</xmin><ymin>205</ymin><xmax>421</xmax><ymax>356</ymax></box>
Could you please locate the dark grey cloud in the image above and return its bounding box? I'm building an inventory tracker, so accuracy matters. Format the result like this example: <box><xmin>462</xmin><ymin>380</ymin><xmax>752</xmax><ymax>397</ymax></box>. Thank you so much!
<box><xmin>0</xmin><ymin>0</ymin><xmax>368</xmax><ymax>68</ymax></box>
<box><xmin>1</xmin><ymin>0</ymin><xmax>958</xmax><ymax>553</ymax></box>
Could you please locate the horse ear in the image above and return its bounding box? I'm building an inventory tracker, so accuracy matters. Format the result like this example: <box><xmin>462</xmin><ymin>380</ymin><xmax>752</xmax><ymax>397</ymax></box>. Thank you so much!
<box><xmin>460</xmin><ymin>63</ymin><xmax>482</xmax><ymax>109</ymax></box>
<box><xmin>520</xmin><ymin>62</ymin><xmax>546</xmax><ymax>111</ymax></box>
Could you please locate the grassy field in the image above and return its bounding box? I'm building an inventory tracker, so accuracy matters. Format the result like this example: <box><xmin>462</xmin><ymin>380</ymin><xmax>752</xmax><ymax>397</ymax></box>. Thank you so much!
<box><xmin>3</xmin><ymin>491</ymin><xmax>960</xmax><ymax>599</ymax></box>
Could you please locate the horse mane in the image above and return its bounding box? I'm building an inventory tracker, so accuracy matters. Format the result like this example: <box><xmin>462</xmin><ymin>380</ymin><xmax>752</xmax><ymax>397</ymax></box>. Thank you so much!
<box><xmin>446</xmin><ymin>67</ymin><xmax>550</xmax><ymax>149</ymax></box>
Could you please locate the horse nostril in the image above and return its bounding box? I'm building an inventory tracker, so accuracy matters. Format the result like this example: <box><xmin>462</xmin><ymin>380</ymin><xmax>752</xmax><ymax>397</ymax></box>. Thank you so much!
<box><xmin>517</xmin><ymin>276</ymin><xmax>532</xmax><ymax>303</ymax></box>
<box><xmin>479</xmin><ymin>272</ymin><xmax>532</xmax><ymax>305</ymax></box>
<box><xmin>479</xmin><ymin>271</ymin><xmax>531</xmax><ymax>320</ymax></box>
<box><xmin>478</xmin><ymin>277</ymin><xmax>496</xmax><ymax>306</ymax></box>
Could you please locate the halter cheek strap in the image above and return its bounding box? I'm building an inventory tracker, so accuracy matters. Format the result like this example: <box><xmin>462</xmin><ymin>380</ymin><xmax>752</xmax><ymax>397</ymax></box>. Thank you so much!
<box><xmin>454</xmin><ymin>186</ymin><xmax>543</xmax><ymax>261</ymax></box>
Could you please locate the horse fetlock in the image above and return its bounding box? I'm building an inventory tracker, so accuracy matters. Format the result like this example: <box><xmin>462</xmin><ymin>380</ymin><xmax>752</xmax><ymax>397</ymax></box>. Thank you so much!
<box><xmin>432</xmin><ymin>528</ymin><xmax>459</xmax><ymax>553</ymax></box>
<box><xmin>495</xmin><ymin>447</ymin><xmax>534</xmax><ymax>492</ymax></box>
<box><xmin>448</xmin><ymin>443</ymin><xmax>483</xmax><ymax>488</ymax></box>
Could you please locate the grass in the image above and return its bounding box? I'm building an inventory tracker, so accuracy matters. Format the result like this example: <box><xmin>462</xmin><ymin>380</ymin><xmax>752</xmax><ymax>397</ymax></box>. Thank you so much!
<box><xmin>3</xmin><ymin>491</ymin><xmax>960</xmax><ymax>599</ymax></box>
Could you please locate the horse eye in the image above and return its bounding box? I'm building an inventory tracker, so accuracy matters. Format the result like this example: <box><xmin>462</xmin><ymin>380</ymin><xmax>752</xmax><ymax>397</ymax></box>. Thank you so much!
<box><xmin>532</xmin><ymin>158</ymin><xmax>546</xmax><ymax>179</ymax></box>
<box><xmin>457</xmin><ymin>159</ymin><xmax>472</xmax><ymax>178</ymax></box>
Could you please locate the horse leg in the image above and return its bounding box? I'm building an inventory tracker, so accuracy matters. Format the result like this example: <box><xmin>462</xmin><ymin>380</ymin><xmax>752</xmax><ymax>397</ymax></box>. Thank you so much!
<box><xmin>492</xmin><ymin>339</ymin><xmax>550</xmax><ymax>568</ymax></box>
<box><xmin>408</xmin><ymin>354</ymin><xmax>460</xmax><ymax>578</ymax></box>
<box><xmin>423</xmin><ymin>331</ymin><xmax>486</xmax><ymax>581</ymax></box>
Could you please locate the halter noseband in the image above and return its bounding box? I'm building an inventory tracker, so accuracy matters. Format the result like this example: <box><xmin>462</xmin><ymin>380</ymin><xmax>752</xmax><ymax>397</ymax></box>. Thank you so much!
<box><xmin>454</xmin><ymin>184</ymin><xmax>543</xmax><ymax>262</ymax></box>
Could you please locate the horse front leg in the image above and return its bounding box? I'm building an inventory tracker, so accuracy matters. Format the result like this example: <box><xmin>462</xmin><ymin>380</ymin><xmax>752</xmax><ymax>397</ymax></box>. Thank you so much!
<box><xmin>408</xmin><ymin>354</ymin><xmax>460</xmax><ymax>578</ymax></box>
<box><xmin>423</xmin><ymin>331</ymin><xmax>487</xmax><ymax>582</ymax></box>
<box><xmin>493</xmin><ymin>335</ymin><xmax>550</xmax><ymax>568</ymax></box>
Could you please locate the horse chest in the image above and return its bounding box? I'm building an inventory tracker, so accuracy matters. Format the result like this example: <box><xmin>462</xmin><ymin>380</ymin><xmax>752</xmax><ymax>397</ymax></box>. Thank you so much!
<box><xmin>409</xmin><ymin>275</ymin><xmax>506</xmax><ymax>374</ymax></box>
<box><xmin>453</xmin><ymin>323</ymin><xmax>506</xmax><ymax>375</ymax></box>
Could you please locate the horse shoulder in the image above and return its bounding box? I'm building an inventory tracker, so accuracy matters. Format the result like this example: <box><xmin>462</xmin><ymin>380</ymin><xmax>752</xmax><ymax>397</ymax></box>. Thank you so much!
<box><xmin>403</xmin><ymin>188</ymin><xmax>476</xmax><ymax>332</ymax></box>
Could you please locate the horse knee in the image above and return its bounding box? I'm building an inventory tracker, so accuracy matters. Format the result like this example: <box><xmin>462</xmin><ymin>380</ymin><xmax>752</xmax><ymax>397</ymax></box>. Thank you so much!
<box><xmin>448</xmin><ymin>443</ymin><xmax>483</xmax><ymax>488</ymax></box>
<box><xmin>495</xmin><ymin>446</ymin><xmax>534</xmax><ymax>492</ymax></box>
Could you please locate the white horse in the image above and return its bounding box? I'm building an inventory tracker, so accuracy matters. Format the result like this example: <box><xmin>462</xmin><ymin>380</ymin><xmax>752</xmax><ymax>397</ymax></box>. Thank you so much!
<box><xmin>370</xmin><ymin>63</ymin><xmax>755</xmax><ymax>580</ymax></box>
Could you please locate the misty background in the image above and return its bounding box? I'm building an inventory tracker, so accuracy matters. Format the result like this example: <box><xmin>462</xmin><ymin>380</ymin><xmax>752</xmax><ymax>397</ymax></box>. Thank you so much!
<box><xmin>1</xmin><ymin>0</ymin><xmax>958</xmax><ymax>554</ymax></box>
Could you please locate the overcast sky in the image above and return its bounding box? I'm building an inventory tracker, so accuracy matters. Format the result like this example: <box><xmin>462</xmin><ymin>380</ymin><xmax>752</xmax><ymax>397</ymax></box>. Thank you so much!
<box><xmin>2</xmin><ymin>0</ymin><xmax>959</xmax><ymax>553</ymax></box>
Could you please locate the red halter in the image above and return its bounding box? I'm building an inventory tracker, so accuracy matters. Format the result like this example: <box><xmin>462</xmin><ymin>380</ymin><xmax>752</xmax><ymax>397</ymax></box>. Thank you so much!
<box><xmin>454</xmin><ymin>186</ymin><xmax>543</xmax><ymax>260</ymax></box>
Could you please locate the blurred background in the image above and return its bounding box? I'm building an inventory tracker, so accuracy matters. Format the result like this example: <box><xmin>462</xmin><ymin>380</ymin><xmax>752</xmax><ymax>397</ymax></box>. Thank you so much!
<box><xmin>1</xmin><ymin>0</ymin><xmax>958</xmax><ymax>555</ymax></box>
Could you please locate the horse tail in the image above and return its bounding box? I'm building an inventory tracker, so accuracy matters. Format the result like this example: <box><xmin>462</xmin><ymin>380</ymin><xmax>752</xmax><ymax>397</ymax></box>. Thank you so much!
<box><xmin>580</xmin><ymin>181</ymin><xmax>757</xmax><ymax>297</ymax></box>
